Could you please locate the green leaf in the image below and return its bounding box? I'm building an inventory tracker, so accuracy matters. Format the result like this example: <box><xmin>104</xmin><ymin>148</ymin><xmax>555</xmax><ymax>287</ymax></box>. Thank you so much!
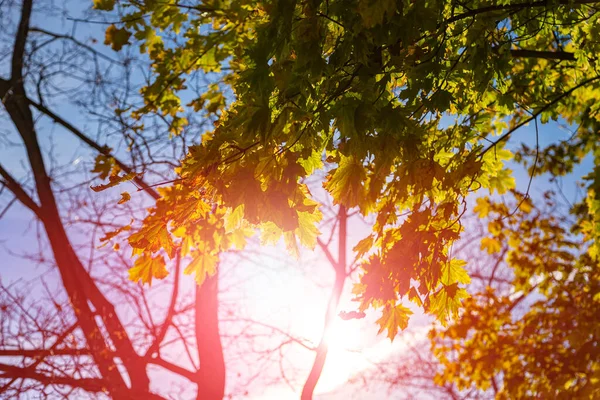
<box><xmin>93</xmin><ymin>0</ymin><xmax>115</xmax><ymax>10</ymax></box>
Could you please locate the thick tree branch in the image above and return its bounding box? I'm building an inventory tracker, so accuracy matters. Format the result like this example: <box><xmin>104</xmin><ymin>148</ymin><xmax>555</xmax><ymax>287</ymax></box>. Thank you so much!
<box><xmin>2</xmin><ymin>3</ymin><xmax>144</xmax><ymax>393</ymax></box>
<box><xmin>0</xmin><ymin>324</ymin><xmax>78</xmax><ymax>395</ymax></box>
<box><xmin>0</xmin><ymin>364</ymin><xmax>106</xmax><ymax>393</ymax></box>
<box><xmin>0</xmin><ymin>163</ymin><xmax>41</xmax><ymax>219</ymax></box>
<box><xmin>10</xmin><ymin>0</ymin><xmax>32</xmax><ymax>83</ymax></box>
<box><xmin>509</xmin><ymin>49</ymin><xmax>575</xmax><ymax>61</ymax></box>
<box><xmin>149</xmin><ymin>357</ymin><xmax>197</xmax><ymax>382</ymax></box>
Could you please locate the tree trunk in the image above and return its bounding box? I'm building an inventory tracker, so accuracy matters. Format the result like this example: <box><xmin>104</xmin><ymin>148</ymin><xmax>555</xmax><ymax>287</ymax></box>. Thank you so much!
<box><xmin>195</xmin><ymin>271</ymin><xmax>226</xmax><ymax>400</ymax></box>
<box><xmin>301</xmin><ymin>206</ymin><xmax>347</xmax><ymax>399</ymax></box>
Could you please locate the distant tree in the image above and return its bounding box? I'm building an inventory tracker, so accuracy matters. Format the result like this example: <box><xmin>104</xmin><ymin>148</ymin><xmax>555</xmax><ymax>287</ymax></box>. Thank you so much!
<box><xmin>432</xmin><ymin>191</ymin><xmax>600</xmax><ymax>398</ymax></box>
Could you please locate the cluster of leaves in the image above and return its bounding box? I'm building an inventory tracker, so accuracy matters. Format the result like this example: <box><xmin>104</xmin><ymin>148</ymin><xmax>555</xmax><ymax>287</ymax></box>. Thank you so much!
<box><xmin>431</xmin><ymin>191</ymin><xmax>600</xmax><ymax>398</ymax></box>
<box><xmin>93</xmin><ymin>0</ymin><xmax>600</xmax><ymax>338</ymax></box>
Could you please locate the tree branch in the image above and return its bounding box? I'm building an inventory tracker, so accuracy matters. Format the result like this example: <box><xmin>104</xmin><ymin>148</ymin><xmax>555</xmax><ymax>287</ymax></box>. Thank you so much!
<box><xmin>446</xmin><ymin>0</ymin><xmax>600</xmax><ymax>25</ymax></box>
<box><xmin>0</xmin><ymin>348</ymin><xmax>88</xmax><ymax>357</ymax></box>
<box><xmin>301</xmin><ymin>206</ymin><xmax>347</xmax><ymax>400</ymax></box>
<box><xmin>0</xmin><ymin>162</ymin><xmax>42</xmax><ymax>219</ymax></box>
<box><xmin>27</xmin><ymin>99</ymin><xmax>160</xmax><ymax>200</ymax></box>
<box><xmin>316</xmin><ymin>237</ymin><xmax>338</xmax><ymax>269</ymax></box>
<box><xmin>0</xmin><ymin>364</ymin><xmax>106</xmax><ymax>393</ymax></box>
<box><xmin>11</xmin><ymin>0</ymin><xmax>32</xmax><ymax>83</ymax></box>
<box><xmin>145</xmin><ymin>250</ymin><xmax>181</xmax><ymax>358</ymax></box>
<box><xmin>509</xmin><ymin>49</ymin><xmax>575</xmax><ymax>61</ymax></box>
<box><xmin>480</xmin><ymin>75</ymin><xmax>600</xmax><ymax>157</ymax></box>
<box><xmin>149</xmin><ymin>357</ymin><xmax>197</xmax><ymax>382</ymax></box>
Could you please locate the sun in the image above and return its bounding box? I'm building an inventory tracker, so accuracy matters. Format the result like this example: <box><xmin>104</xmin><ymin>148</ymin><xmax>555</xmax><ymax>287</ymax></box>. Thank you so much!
<box><xmin>315</xmin><ymin>317</ymin><xmax>370</xmax><ymax>393</ymax></box>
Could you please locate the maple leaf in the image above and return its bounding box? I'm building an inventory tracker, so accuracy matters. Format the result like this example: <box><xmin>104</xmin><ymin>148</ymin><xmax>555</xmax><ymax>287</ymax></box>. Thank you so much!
<box><xmin>129</xmin><ymin>254</ymin><xmax>168</xmax><ymax>285</ymax></box>
<box><xmin>295</xmin><ymin>211</ymin><xmax>321</xmax><ymax>249</ymax></box>
<box><xmin>353</xmin><ymin>235</ymin><xmax>374</xmax><ymax>259</ymax></box>
<box><xmin>441</xmin><ymin>259</ymin><xmax>471</xmax><ymax>286</ymax></box>
<box><xmin>225</xmin><ymin>205</ymin><xmax>244</xmax><ymax>233</ymax></box>
<box><xmin>429</xmin><ymin>286</ymin><xmax>469</xmax><ymax>326</ymax></box>
<box><xmin>184</xmin><ymin>250</ymin><xmax>219</xmax><ymax>286</ymax></box>
<box><xmin>106</xmin><ymin>0</ymin><xmax>600</xmax><ymax>357</ymax></box>
<box><xmin>93</xmin><ymin>0</ymin><xmax>115</xmax><ymax>10</ymax></box>
<box><xmin>91</xmin><ymin>153</ymin><xmax>115</xmax><ymax>180</ymax></box>
<box><xmin>323</xmin><ymin>156</ymin><xmax>366</xmax><ymax>209</ymax></box>
<box><xmin>481</xmin><ymin>237</ymin><xmax>502</xmax><ymax>254</ymax></box>
<box><xmin>473</xmin><ymin>197</ymin><xmax>491</xmax><ymax>218</ymax></box>
<box><xmin>376</xmin><ymin>303</ymin><xmax>413</xmax><ymax>340</ymax></box>
<box><xmin>104</xmin><ymin>25</ymin><xmax>131</xmax><ymax>51</ymax></box>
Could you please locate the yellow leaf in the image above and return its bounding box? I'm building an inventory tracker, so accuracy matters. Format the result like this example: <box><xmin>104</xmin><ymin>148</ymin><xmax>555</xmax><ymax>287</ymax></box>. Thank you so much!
<box><xmin>184</xmin><ymin>250</ymin><xmax>218</xmax><ymax>285</ymax></box>
<box><xmin>519</xmin><ymin>197</ymin><xmax>533</xmax><ymax>213</ymax></box>
<box><xmin>284</xmin><ymin>231</ymin><xmax>299</xmax><ymax>258</ymax></box>
<box><xmin>376</xmin><ymin>303</ymin><xmax>413</xmax><ymax>340</ymax></box>
<box><xmin>225</xmin><ymin>205</ymin><xmax>244</xmax><ymax>232</ymax></box>
<box><xmin>129</xmin><ymin>254</ymin><xmax>168</xmax><ymax>285</ymax></box>
<box><xmin>260</xmin><ymin>221</ymin><xmax>282</xmax><ymax>245</ymax></box>
<box><xmin>429</xmin><ymin>287</ymin><xmax>469</xmax><ymax>325</ymax></box>
<box><xmin>481</xmin><ymin>237</ymin><xmax>501</xmax><ymax>254</ymax></box>
<box><xmin>353</xmin><ymin>235</ymin><xmax>374</xmax><ymax>259</ymax></box>
<box><xmin>118</xmin><ymin>192</ymin><xmax>131</xmax><ymax>204</ymax></box>
<box><xmin>489</xmin><ymin>168</ymin><xmax>515</xmax><ymax>195</ymax></box>
<box><xmin>441</xmin><ymin>258</ymin><xmax>471</xmax><ymax>285</ymax></box>
<box><xmin>229</xmin><ymin>226</ymin><xmax>254</xmax><ymax>250</ymax></box>
<box><xmin>323</xmin><ymin>155</ymin><xmax>366</xmax><ymax>209</ymax></box>
<box><xmin>488</xmin><ymin>220</ymin><xmax>502</xmax><ymax>236</ymax></box>
<box><xmin>473</xmin><ymin>197</ymin><xmax>491</xmax><ymax>218</ymax></box>
<box><xmin>295</xmin><ymin>211</ymin><xmax>320</xmax><ymax>249</ymax></box>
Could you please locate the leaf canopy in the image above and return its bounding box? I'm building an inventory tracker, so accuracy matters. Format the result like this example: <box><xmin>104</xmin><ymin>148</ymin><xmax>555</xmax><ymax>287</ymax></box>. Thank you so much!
<box><xmin>96</xmin><ymin>0</ymin><xmax>600</xmax><ymax>338</ymax></box>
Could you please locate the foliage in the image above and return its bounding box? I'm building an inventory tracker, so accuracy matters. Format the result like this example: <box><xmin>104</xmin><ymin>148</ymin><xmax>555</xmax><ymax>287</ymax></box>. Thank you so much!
<box><xmin>95</xmin><ymin>0</ymin><xmax>600</xmax><ymax>339</ymax></box>
<box><xmin>431</xmin><ymin>192</ymin><xmax>600</xmax><ymax>398</ymax></box>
